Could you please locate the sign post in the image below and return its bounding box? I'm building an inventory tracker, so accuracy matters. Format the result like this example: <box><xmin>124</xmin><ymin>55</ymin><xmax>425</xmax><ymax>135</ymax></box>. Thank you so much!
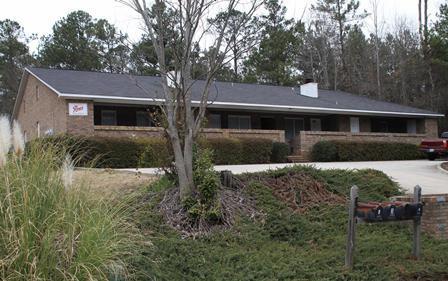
<box><xmin>345</xmin><ymin>185</ymin><xmax>358</xmax><ymax>269</ymax></box>
<box><xmin>412</xmin><ymin>185</ymin><xmax>422</xmax><ymax>259</ymax></box>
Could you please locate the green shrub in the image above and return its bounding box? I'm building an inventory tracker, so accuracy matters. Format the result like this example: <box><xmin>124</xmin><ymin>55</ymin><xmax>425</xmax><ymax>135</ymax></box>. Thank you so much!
<box><xmin>138</xmin><ymin>138</ymin><xmax>172</xmax><ymax>168</ymax></box>
<box><xmin>201</xmin><ymin>138</ymin><xmax>243</xmax><ymax>165</ymax></box>
<box><xmin>270</xmin><ymin>142</ymin><xmax>290</xmax><ymax>163</ymax></box>
<box><xmin>40</xmin><ymin>135</ymin><xmax>282</xmax><ymax>168</ymax></box>
<box><xmin>204</xmin><ymin>138</ymin><xmax>273</xmax><ymax>165</ymax></box>
<box><xmin>0</xmin><ymin>140</ymin><xmax>140</xmax><ymax>280</ymax></box>
<box><xmin>311</xmin><ymin>140</ymin><xmax>424</xmax><ymax>162</ymax></box>
<box><xmin>311</xmin><ymin>141</ymin><xmax>338</xmax><ymax>162</ymax></box>
<box><xmin>240</xmin><ymin>138</ymin><xmax>273</xmax><ymax>164</ymax></box>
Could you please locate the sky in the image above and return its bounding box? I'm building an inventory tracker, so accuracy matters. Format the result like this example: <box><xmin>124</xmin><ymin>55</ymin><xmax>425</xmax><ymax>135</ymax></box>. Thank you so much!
<box><xmin>0</xmin><ymin>0</ymin><xmax>445</xmax><ymax>53</ymax></box>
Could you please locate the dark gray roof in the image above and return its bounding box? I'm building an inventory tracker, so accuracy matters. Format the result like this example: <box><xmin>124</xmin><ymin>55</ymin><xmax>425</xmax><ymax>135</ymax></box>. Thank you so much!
<box><xmin>26</xmin><ymin>67</ymin><xmax>442</xmax><ymax>117</ymax></box>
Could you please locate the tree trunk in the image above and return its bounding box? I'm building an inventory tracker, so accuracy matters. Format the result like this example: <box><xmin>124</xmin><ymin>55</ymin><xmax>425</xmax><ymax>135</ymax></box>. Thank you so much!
<box><xmin>170</xmin><ymin>131</ymin><xmax>194</xmax><ymax>200</ymax></box>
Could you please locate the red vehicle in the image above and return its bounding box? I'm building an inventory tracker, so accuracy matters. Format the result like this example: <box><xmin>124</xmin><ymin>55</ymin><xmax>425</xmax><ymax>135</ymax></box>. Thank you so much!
<box><xmin>419</xmin><ymin>132</ymin><xmax>448</xmax><ymax>160</ymax></box>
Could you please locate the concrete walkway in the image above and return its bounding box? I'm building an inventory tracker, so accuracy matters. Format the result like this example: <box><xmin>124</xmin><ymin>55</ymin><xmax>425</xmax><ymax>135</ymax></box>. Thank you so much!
<box><xmin>121</xmin><ymin>160</ymin><xmax>448</xmax><ymax>195</ymax></box>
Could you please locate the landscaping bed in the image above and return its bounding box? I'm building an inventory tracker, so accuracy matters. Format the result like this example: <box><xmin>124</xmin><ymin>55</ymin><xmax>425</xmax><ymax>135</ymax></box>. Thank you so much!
<box><xmin>442</xmin><ymin>162</ymin><xmax>448</xmax><ymax>172</ymax></box>
<box><xmin>126</xmin><ymin>165</ymin><xmax>448</xmax><ymax>280</ymax></box>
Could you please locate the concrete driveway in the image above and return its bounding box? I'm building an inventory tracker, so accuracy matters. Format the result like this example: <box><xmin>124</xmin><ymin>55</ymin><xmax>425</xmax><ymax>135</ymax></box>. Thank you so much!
<box><xmin>124</xmin><ymin>160</ymin><xmax>448</xmax><ymax>194</ymax></box>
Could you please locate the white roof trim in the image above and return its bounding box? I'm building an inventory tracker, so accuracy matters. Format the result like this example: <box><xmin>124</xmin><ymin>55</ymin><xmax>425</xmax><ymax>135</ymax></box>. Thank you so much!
<box><xmin>25</xmin><ymin>68</ymin><xmax>64</xmax><ymax>96</ymax></box>
<box><xmin>205</xmin><ymin>101</ymin><xmax>445</xmax><ymax>117</ymax></box>
<box><xmin>26</xmin><ymin>68</ymin><xmax>444</xmax><ymax>118</ymax></box>
<box><xmin>57</xmin><ymin>93</ymin><xmax>443</xmax><ymax>118</ymax></box>
<box><xmin>60</xmin><ymin>93</ymin><xmax>165</xmax><ymax>103</ymax></box>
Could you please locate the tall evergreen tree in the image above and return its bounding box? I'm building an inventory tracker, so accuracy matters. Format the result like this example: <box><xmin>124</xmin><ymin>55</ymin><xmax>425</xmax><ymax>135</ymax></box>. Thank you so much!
<box><xmin>243</xmin><ymin>0</ymin><xmax>303</xmax><ymax>86</ymax></box>
<box><xmin>0</xmin><ymin>19</ymin><xmax>33</xmax><ymax>115</ymax></box>
<box><xmin>39</xmin><ymin>11</ymin><xmax>129</xmax><ymax>72</ymax></box>
<box><xmin>312</xmin><ymin>0</ymin><xmax>367</xmax><ymax>90</ymax></box>
<box><xmin>208</xmin><ymin>9</ymin><xmax>258</xmax><ymax>81</ymax></box>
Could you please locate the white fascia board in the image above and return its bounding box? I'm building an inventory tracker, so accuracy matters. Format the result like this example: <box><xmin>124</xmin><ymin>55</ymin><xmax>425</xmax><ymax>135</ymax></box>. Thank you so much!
<box><xmin>203</xmin><ymin>101</ymin><xmax>445</xmax><ymax>118</ymax></box>
<box><xmin>59</xmin><ymin>94</ymin><xmax>444</xmax><ymax>118</ymax></box>
<box><xmin>60</xmin><ymin>93</ymin><xmax>164</xmax><ymax>104</ymax></box>
<box><xmin>25</xmin><ymin>68</ymin><xmax>64</xmax><ymax>96</ymax></box>
<box><xmin>26</xmin><ymin>76</ymin><xmax>442</xmax><ymax>118</ymax></box>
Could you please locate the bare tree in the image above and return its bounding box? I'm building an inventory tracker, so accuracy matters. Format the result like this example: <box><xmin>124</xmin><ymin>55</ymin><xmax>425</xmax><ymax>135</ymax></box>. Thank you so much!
<box><xmin>119</xmin><ymin>0</ymin><xmax>261</xmax><ymax>200</ymax></box>
<box><xmin>370</xmin><ymin>0</ymin><xmax>382</xmax><ymax>99</ymax></box>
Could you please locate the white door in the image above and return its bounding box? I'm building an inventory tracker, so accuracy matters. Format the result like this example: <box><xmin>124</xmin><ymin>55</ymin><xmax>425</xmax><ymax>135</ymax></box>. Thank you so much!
<box><xmin>407</xmin><ymin>119</ymin><xmax>417</xmax><ymax>134</ymax></box>
<box><xmin>350</xmin><ymin>117</ymin><xmax>360</xmax><ymax>133</ymax></box>
<box><xmin>310</xmin><ymin>118</ymin><xmax>322</xmax><ymax>131</ymax></box>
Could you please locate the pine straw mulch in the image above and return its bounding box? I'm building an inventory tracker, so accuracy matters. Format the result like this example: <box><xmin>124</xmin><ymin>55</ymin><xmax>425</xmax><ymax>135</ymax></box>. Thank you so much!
<box><xmin>157</xmin><ymin>185</ymin><xmax>263</xmax><ymax>238</ymax></box>
<box><xmin>239</xmin><ymin>171</ymin><xmax>346</xmax><ymax>213</ymax></box>
<box><xmin>156</xmin><ymin>171</ymin><xmax>346</xmax><ymax>237</ymax></box>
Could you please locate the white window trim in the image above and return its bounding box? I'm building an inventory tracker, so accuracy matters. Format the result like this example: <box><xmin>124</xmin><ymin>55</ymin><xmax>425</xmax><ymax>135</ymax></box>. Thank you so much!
<box><xmin>350</xmin><ymin>117</ymin><xmax>360</xmax><ymax>133</ymax></box>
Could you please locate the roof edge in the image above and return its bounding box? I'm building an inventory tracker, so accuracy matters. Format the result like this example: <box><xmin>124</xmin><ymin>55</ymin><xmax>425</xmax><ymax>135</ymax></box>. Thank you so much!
<box><xmin>57</xmin><ymin>93</ymin><xmax>444</xmax><ymax>118</ymax></box>
<box><xmin>12</xmin><ymin>68</ymin><xmax>64</xmax><ymax>120</ymax></box>
<box><xmin>26</xmin><ymin>68</ymin><xmax>63</xmax><ymax>96</ymax></box>
<box><xmin>12</xmin><ymin>70</ymin><xmax>29</xmax><ymax>119</ymax></box>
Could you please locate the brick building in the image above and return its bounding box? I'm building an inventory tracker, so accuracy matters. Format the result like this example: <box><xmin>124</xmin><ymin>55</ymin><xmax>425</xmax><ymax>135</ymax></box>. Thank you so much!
<box><xmin>13</xmin><ymin>68</ymin><xmax>444</xmax><ymax>159</ymax></box>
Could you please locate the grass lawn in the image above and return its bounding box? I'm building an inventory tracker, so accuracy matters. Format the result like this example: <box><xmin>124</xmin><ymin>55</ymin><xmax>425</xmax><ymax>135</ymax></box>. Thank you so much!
<box><xmin>87</xmin><ymin>167</ymin><xmax>448</xmax><ymax>281</ymax></box>
<box><xmin>74</xmin><ymin>169</ymin><xmax>156</xmax><ymax>199</ymax></box>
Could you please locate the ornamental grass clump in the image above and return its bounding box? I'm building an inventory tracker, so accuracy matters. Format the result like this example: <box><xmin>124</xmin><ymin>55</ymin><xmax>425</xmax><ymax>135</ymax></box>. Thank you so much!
<box><xmin>0</xmin><ymin>119</ymin><xmax>141</xmax><ymax>280</ymax></box>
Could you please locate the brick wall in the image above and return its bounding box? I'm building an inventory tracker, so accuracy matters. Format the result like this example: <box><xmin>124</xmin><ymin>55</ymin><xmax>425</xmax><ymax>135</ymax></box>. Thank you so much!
<box><xmin>297</xmin><ymin>131</ymin><xmax>427</xmax><ymax>158</ymax></box>
<box><xmin>16</xmin><ymin>75</ymin><xmax>67</xmax><ymax>140</ymax></box>
<box><xmin>395</xmin><ymin>194</ymin><xmax>448</xmax><ymax>239</ymax></box>
<box><xmin>424</xmin><ymin>118</ymin><xmax>439</xmax><ymax>138</ymax></box>
<box><xmin>202</xmin><ymin>128</ymin><xmax>285</xmax><ymax>142</ymax></box>
<box><xmin>93</xmin><ymin>126</ymin><xmax>285</xmax><ymax>143</ymax></box>
<box><xmin>94</xmin><ymin>126</ymin><xmax>164</xmax><ymax>138</ymax></box>
<box><xmin>66</xmin><ymin>100</ymin><xmax>95</xmax><ymax>136</ymax></box>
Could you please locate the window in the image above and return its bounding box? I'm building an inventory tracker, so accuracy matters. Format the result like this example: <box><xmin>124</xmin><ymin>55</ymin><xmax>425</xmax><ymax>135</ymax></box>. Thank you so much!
<box><xmin>208</xmin><ymin>114</ymin><xmax>221</xmax><ymax>128</ymax></box>
<box><xmin>35</xmin><ymin>85</ymin><xmax>39</xmax><ymax>101</ymax></box>
<box><xmin>36</xmin><ymin>122</ymin><xmax>40</xmax><ymax>138</ymax></box>
<box><xmin>350</xmin><ymin>117</ymin><xmax>360</xmax><ymax>133</ymax></box>
<box><xmin>407</xmin><ymin>119</ymin><xmax>417</xmax><ymax>134</ymax></box>
<box><xmin>285</xmin><ymin>118</ymin><xmax>304</xmax><ymax>140</ymax></box>
<box><xmin>136</xmin><ymin>111</ymin><xmax>152</xmax><ymax>127</ymax></box>
<box><xmin>228</xmin><ymin>115</ymin><xmax>251</xmax><ymax>129</ymax></box>
<box><xmin>310</xmin><ymin>118</ymin><xmax>322</xmax><ymax>131</ymax></box>
<box><xmin>101</xmin><ymin>110</ymin><xmax>117</xmax><ymax>126</ymax></box>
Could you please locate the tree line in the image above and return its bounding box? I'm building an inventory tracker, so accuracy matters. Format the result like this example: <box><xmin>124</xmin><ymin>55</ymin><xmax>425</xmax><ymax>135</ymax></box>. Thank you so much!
<box><xmin>1</xmin><ymin>0</ymin><xmax>447</xmax><ymax>131</ymax></box>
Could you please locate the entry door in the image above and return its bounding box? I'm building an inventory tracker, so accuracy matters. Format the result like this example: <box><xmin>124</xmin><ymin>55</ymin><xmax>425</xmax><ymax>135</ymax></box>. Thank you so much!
<box><xmin>310</xmin><ymin>118</ymin><xmax>322</xmax><ymax>131</ymax></box>
<box><xmin>285</xmin><ymin>118</ymin><xmax>304</xmax><ymax>140</ymax></box>
<box><xmin>350</xmin><ymin>117</ymin><xmax>360</xmax><ymax>133</ymax></box>
<box><xmin>407</xmin><ymin>119</ymin><xmax>417</xmax><ymax>134</ymax></box>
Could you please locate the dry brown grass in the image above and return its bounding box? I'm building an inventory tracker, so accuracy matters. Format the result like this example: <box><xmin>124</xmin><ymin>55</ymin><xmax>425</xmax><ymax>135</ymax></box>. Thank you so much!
<box><xmin>74</xmin><ymin>169</ymin><xmax>156</xmax><ymax>199</ymax></box>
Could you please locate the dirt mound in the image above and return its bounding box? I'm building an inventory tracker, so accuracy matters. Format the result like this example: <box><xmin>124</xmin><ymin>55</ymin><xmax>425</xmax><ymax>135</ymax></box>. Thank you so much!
<box><xmin>241</xmin><ymin>172</ymin><xmax>345</xmax><ymax>213</ymax></box>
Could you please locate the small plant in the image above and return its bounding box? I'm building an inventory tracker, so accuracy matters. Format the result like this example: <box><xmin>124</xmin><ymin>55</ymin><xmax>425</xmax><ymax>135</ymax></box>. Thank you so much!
<box><xmin>184</xmin><ymin>147</ymin><xmax>221</xmax><ymax>222</ymax></box>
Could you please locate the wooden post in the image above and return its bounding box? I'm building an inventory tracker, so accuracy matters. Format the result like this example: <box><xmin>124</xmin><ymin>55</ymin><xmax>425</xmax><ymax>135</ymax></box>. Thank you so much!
<box><xmin>345</xmin><ymin>185</ymin><xmax>358</xmax><ymax>269</ymax></box>
<box><xmin>220</xmin><ymin>170</ymin><xmax>233</xmax><ymax>188</ymax></box>
<box><xmin>412</xmin><ymin>185</ymin><xmax>422</xmax><ymax>259</ymax></box>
